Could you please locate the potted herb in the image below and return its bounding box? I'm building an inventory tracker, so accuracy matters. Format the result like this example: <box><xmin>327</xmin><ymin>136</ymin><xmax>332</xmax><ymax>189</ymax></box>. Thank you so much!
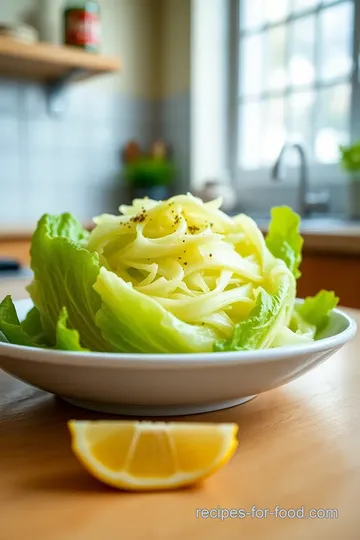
<box><xmin>339</xmin><ymin>141</ymin><xmax>360</xmax><ymax>220</ymax></box>
<box><xmin>122</xmin><ymin>140</ymin><xmax>175</xmax><ymax>201</ymax></box>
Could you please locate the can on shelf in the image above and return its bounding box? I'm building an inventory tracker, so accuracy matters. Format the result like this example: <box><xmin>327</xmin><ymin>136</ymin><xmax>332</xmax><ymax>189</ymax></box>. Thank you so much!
<box><xmin>63</xmin><ymin>0</ymin><xmax>101</xmax><ymax>52</ymax></box>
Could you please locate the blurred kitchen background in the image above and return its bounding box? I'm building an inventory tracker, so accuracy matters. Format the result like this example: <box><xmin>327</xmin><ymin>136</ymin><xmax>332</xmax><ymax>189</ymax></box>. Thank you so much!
<box><xmin>1</xmin><ymin>0</ymin><xmax>360</xmax><ymax>307</ymax></box>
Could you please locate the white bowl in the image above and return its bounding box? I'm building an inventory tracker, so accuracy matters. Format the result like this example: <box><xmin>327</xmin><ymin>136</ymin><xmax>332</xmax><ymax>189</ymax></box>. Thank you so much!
<box><xmin>0</xmin><ymin>299</ymin><xmax>357</xmax><ymax>416</ymax></box>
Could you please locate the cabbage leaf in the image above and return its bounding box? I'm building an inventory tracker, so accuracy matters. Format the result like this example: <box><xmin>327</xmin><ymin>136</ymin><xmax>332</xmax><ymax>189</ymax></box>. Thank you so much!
<box><xmin>265</xmin><ymin>206</ymin><xmax>303</xmax><ymax>278</ymax></box>
<box><xmin>0</xmin><ymin>296</ymin><xmax>86</xmax><ymax>351</ymax></box>
<box><xmin>28</xmin><ymin>213</ymin><xmax>112</xmax><ymax>351</ymax></box>
<box><xmin>214</xmin><ymin>266</ymin><xmax>295</xmax><ymax>351</ymax></box>
<box><xmin>0</xmin><ymin>198</ymin><xmax>339</xmax><ymax>355</ymax></box>
<box><xmin>94</xmin><ymin>267</ymin><xmax>218</xmax><ymax>353</ymax></box>
<box><xmin>295</xmin><ymin>290</ymin><xmax>339</xmax><ymax>335</ymax></box>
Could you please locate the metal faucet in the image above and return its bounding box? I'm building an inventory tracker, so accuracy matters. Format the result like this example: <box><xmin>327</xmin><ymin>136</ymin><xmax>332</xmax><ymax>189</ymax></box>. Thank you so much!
<box><xmin>271</xmin><ymin>142</ymin><xmax>330</xmax><ymax>217</ymax></box>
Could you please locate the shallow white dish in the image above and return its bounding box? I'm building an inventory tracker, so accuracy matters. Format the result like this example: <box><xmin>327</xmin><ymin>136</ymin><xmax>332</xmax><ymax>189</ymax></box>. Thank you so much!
<box><xmin>0</xmin><ymin>299</ymin><xmax>357</xmax><ymax>416</ymax></box>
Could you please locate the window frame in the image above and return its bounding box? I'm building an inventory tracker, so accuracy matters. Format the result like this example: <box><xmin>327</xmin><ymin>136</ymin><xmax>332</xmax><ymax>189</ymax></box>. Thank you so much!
<box><xmin>229</xmin><ymin>0</ymin><xmax>360</xmax><ymax>185</ymax></box>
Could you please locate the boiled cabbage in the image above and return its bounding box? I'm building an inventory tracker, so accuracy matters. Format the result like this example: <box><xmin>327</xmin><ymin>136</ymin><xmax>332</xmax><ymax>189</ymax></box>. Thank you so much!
<box><xmin>0</xmin><ymin>194</ymin><xmax>338</xmax><ymax>353</ymax></box>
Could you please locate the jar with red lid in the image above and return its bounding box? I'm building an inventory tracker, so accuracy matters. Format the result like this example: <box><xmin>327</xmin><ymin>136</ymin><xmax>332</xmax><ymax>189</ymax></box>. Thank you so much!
<box><xmin>63</xmin><ymin>0</ymin><xmax>101</xmax><ymax>52</ymax></box>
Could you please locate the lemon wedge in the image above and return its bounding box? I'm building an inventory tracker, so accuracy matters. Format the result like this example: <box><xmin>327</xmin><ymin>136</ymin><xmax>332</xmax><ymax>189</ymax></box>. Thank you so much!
<box><xmin>68</xmin><ymin>420</ymin><xmax>238</xmax><ymax>491</ymax></box>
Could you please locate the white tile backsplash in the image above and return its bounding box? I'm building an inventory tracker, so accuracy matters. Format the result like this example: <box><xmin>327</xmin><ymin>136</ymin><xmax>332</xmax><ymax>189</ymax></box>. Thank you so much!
<box><xmin>0</xmin><ymin>152</ymin><xmax>21</xmax><ymax>224</ymax></box>
<box><xmin>0</xmin><ymin>80</ymin><xmax>156</xmax><ymax>227</ymax></box>
<box><xmin>0</xmin><ymin>79</ymin><xmax>20</xmax><ymax>115</ymax></box>
<box><xmin>0</xmin><ymin>117</ymin><xmax>21</xmax><ymax>151</ymax></box>
<box><xmin>3</xmin><ymin>78</ymin><xmax>348</xmax><ymax>224</ymax></box>
<box><xmin>159</xmin><ymin>94</ymin><xmax>190</xmax><ymax>194</ymax></box>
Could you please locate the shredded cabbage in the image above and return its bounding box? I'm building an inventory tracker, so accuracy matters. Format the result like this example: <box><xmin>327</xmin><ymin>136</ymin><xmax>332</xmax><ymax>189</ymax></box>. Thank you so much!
<box><xmin>0</xmin><ymin>193</ymin><xmax>339</xmax><ymax>353</ymax></box>
<box><xmin>88</xmin><ymin>194</ymin><xmax>277</xmax><ymax>338</ymax></box>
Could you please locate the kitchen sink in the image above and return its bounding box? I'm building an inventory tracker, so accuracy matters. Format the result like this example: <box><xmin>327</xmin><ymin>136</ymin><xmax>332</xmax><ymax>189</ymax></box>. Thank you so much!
<box><xmin>297</xmin><ymin>217</ymin><xmax>356</xmax><ymax>231</ymax></box>
<box><xmin>244</xmin><ymin>214</ymin><xmax>360</xmax><ymax>232</ymax></box>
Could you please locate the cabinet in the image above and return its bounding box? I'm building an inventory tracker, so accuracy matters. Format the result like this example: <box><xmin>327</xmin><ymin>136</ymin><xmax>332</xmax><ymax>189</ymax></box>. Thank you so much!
<box><xmin>297</xmin><ymin>253</ymin><xmax>360</xmax><ymax>309</ymax></box>
<box><xmin>0</xmin><ymin>240</ymin><xmax>31</xmax><ymax>266</ymax></box>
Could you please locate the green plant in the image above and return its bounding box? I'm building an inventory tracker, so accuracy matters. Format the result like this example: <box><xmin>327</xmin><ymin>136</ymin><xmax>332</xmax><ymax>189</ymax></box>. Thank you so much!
<box><xmin>124</xmin><ymin>158</ymin><xmax>175</xmax><ymax>189</ymax></box>
<box><xmin>339</xmin><ymin>141</ymin><xmax>360</xmax><ymax>173</ymax></box>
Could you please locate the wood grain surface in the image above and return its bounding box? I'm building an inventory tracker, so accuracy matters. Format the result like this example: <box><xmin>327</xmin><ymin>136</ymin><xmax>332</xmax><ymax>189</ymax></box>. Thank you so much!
<box><xmin>0</xmin><ymin>36</ymin><xmax>120</xmax><ymax>83</ymax></box>
<box><xmin>1</xmin><ymin>280</ymin><xmax>360</xmax><ymax>539</ymax></box>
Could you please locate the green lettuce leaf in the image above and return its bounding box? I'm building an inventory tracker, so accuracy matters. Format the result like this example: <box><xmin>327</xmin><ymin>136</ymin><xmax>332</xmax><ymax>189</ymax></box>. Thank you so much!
<box><xmin>270</xmin><ymin>309</ymin><xmax>316</xmax><ymax>348</ymax></box>
<box><xmin>272</xmin><ymin>291</ymin><xmax>339</xmax><ymax>346</ymax></box>
<box><xmin>0</xmin><ymin>296</ymin><xmax>34</xmax><ymax>346</ymax></box>
<box><xmin>288</xmin><ymin>309</ymin><xmax>317</xmax><ymax>341</ymax></box>
<box><xmin>20</xmin><ymin>306</ymin><xmax>49</xmax><ymax>346</ymax></box>
<box><xmin>55</xmin><ymin>307</ymin><xmax>88</xmax><ymax>351</ymax></box>
<box><xmin>28</xmin><ymin>213</ymin><xmax>112</xmax><ymax>352</ymax></box>
<box><xmin>265</xmin><ymin>206</ymin><xmax>303</xmax><ymax>278</ymax></box>
<box><xmin>214</xmin><ymin>267</ymin><xmax>295</xmax><ymax>351</ymax></box>
<box><xmin>93</xmin><ymin>267</ymin><xmax>218</xmax><ymax>353</ymax></box>
<box><xmin>296</xmin><ymin>290</ymin><xmax>339</xmax><ymax>335</ymax></box>
<box><xmin>0</xmin><ymin>296</ymin><xmax>50</xmax><ymax>347</ymax></box>
<box><xmin>0</xmin><ymin>295</ymin><xmax>87</xmax><ymax>351</ymax></box>
<box><xmin>270</xmin><ymin>325</ymin><xmax>315</xmax><ymax>347</ymax></box>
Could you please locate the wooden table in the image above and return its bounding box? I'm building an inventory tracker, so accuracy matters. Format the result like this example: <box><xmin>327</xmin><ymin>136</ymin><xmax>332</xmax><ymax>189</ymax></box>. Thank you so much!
<box><xmin>1</xmin><ymin>279</ymin><xmax>360</xmax><ymax>540</ymax></box>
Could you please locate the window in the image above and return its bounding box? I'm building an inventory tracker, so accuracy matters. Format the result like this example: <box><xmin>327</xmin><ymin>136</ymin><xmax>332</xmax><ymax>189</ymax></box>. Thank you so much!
<box><xmin>234</xmin><ymin>0</ymin><xmax>358</xmax><ymax>180</ymax></box>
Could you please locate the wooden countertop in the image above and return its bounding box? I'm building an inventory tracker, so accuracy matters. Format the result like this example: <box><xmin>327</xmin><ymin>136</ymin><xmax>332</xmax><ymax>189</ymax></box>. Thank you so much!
<box><xmin>1</xmin><ymin>279</ymin><xmax>360</xmax><ymax>539</ymax></box>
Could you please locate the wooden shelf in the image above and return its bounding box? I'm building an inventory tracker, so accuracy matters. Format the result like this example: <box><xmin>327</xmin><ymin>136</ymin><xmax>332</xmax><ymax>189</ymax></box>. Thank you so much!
<box><xmin>0</xmin><ymin>36</ymin><xmax>120</xmax><ymax>83</ymax></box>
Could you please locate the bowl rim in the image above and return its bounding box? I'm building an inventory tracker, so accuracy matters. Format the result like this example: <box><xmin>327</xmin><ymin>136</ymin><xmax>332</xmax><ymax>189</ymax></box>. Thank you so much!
<box><xmin>0</xmin><ymin>298</ymin><xmax>357</xmax><ymax>368</ymax></box>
